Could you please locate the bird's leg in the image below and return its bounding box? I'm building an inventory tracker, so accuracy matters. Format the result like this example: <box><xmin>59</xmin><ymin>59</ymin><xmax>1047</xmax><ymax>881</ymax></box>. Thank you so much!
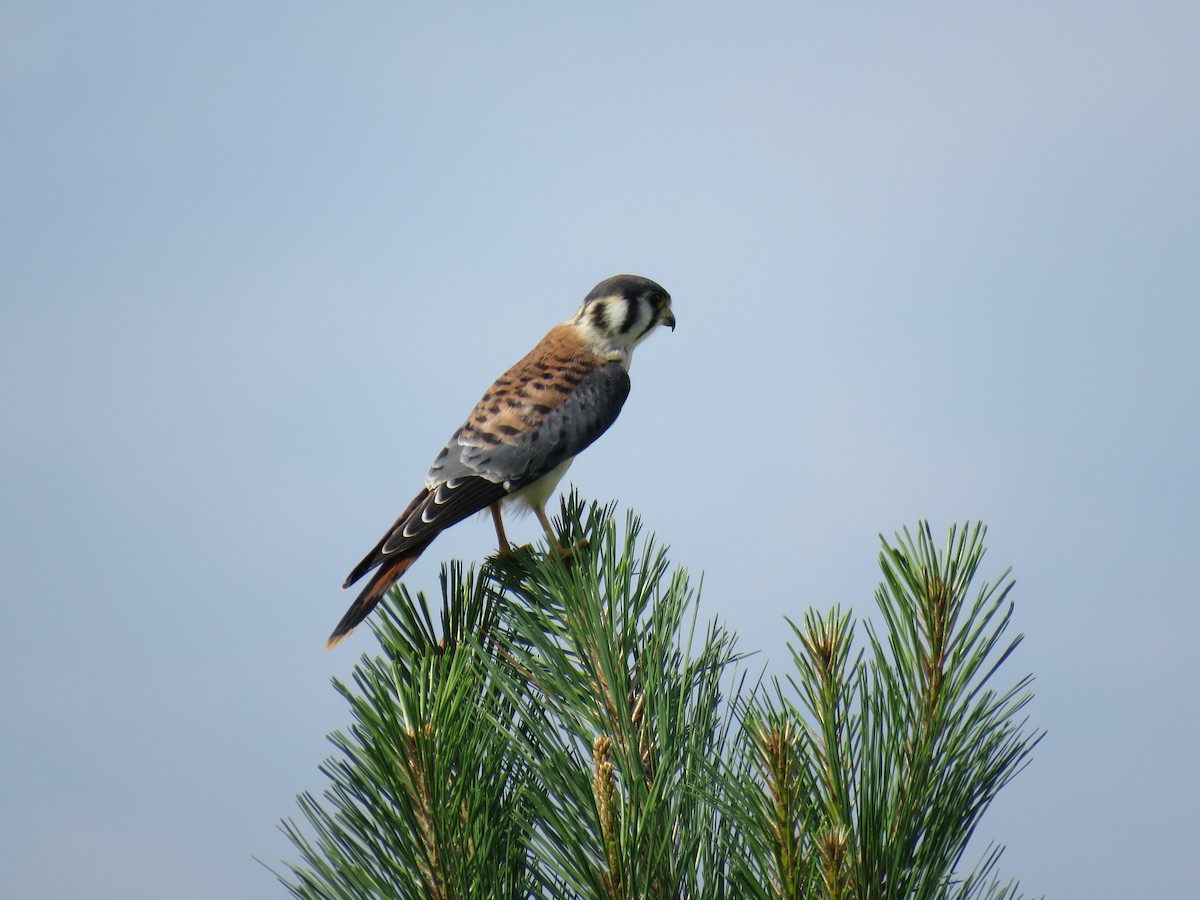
<box><xmin>490</xmin><ymin>502</ymin><xmax>512</xmax><ymax>554</ymax></box>
<box><xmin>533</xmin><ymin>504</ymin><xmax>555</xmax><ymax>538</ymax></box>
<box><xmin>535</xmin><ymin>505</ymin><xmax>589</xmax><ymax>559</ymax></box>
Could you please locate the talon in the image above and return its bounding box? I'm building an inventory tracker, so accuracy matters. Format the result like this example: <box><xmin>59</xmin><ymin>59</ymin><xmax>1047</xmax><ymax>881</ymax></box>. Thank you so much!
<box><xmin>494</xmin><ymin>541</ymin><xmax>532</xmax><ymax>560</ymax></box>
<box><xmin>551</xmin><ymin>537</ymin><xmax>589</xmax><ymax>563</ymax></box>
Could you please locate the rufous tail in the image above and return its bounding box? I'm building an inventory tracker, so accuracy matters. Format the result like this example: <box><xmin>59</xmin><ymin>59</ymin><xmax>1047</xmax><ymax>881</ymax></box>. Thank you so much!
<box><xmin>324</xmin><ymin>538</ymin><xmax>433</xmax><ymax>649</ymax></box>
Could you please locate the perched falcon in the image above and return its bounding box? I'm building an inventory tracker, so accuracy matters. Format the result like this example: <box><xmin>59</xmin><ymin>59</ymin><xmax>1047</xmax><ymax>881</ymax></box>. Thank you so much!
<box><xmin>326</xmin><ymin>274</ymin><xmax>675</xmax><ymax>648</ymax></box>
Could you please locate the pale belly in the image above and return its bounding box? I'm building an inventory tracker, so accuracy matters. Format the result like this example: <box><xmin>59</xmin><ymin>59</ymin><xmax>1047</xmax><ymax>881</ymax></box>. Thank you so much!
<box><xmin>500</xmin><ymin>457</ymin><xmax>574</xmax><ymax>515</ymax></box>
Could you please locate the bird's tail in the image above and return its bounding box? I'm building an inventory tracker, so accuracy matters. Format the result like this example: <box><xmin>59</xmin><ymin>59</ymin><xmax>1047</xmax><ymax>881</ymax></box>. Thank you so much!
<box><xmin>324</xmin><ymin>538</ymin><xmax>434</xmax><ymax>649</ymax></box>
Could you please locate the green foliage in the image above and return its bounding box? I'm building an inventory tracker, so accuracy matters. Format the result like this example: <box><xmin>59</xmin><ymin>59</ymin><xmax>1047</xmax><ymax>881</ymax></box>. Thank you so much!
<box><xmin>279</xmin><ymin>565</ymin><xmax>537</xmax><ymax>898</ymax></box>
<box><xmin>729</xmin><ymin>524</ymin><xmax>1043</xmax><ymax>900</ymax></box>
<box><xmin>276</xmin><ymin>497</ymin><xmax>1042</xmax><ymax>899</ymax></box>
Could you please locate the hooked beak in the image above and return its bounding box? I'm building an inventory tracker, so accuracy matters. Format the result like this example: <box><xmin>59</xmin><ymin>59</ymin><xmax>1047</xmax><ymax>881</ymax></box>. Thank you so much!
<box><xmin>660</xmin><ymin>309</ymin><xmax>676</xmax><ymax>331</ymax></box>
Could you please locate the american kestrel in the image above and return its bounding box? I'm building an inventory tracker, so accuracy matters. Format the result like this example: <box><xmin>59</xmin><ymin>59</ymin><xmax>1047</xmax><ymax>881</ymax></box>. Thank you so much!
<box><xmin>326</xmin><ymin>274</ymin><xmax>675</xmax><ymax>648</ymax></box>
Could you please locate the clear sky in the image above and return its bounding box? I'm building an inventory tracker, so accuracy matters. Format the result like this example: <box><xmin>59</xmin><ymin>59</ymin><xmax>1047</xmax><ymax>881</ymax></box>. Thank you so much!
<box><xmin>2</xmin><ymin>2</ymin><xmax>1197</xmax><ymax>897</ymax></box>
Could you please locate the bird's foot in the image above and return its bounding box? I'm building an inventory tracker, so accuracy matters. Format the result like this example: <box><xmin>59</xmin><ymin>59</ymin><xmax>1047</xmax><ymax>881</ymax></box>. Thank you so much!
<box><xmin>492</xmin><ymin>537</ymin><xmax>588</xmax><ymax>567</ymax></box>
<box><xmin>549</xmin><ymin>537</ymin><xmax>590</xmax><ymax>564</ymax></box>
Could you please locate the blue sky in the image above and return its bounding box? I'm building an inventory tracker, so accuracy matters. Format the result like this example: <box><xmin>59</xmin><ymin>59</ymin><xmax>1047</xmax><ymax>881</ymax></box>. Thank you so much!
<box><xmin>2</xmin><ymin>2</ymin><xmax>1197</xmax><ymax>897</ymax></box>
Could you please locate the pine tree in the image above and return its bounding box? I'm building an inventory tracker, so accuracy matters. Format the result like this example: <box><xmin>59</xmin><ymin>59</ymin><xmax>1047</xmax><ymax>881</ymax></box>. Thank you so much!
<box><xmin>277</xmin><ymin>495</ymin><xmax>1042</xmax><ymax>899</ymax></box>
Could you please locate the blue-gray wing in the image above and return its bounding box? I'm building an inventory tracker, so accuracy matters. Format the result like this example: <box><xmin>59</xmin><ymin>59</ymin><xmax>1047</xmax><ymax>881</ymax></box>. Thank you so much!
<box><xmin>428</xmin><ymin>357</ymin><xmax>632</xmax><ymax>492</ymax></box>
<box><xmin>368</xmin><ymin>332</ymin><xmax>633</xmax><ymax>563</ymax></box>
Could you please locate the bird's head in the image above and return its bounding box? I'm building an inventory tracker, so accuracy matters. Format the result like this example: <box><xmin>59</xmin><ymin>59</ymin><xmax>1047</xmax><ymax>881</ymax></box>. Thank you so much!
<box><xmin>570</xmin><ymin>274</ymin><xmax>674</xmax><ymax>364</ymax></box>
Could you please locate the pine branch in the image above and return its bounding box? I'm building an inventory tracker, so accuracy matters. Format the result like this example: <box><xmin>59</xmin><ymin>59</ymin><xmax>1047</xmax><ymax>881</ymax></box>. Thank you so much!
<box><xmin>274</xmin><ymin>500</ymin><xmax>1043</xmax><ymax>900</ymax></box>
